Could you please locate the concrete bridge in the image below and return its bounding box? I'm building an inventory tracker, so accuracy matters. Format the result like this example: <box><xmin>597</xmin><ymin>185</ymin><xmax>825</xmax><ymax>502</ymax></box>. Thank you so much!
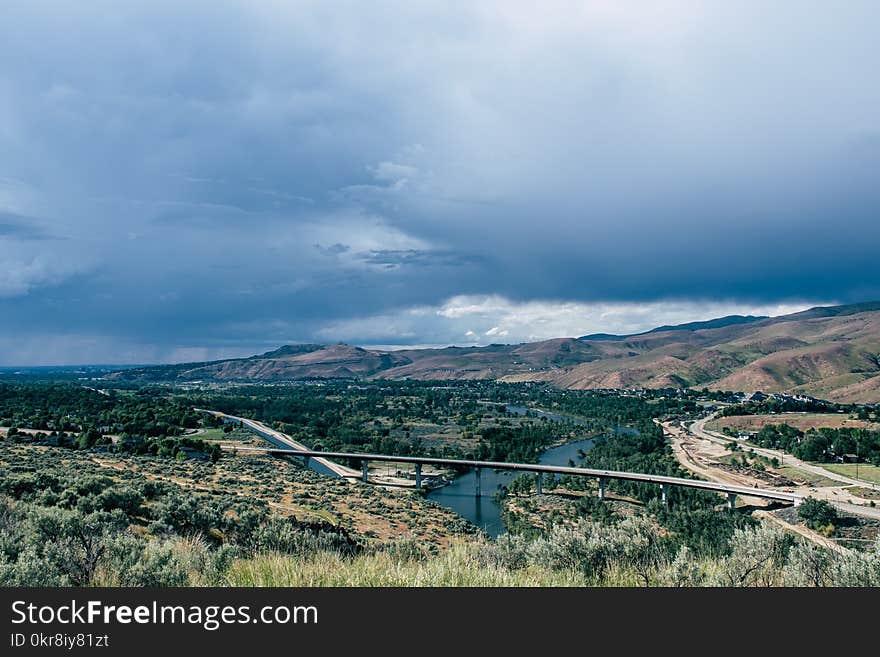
<box><xmin>220</xmin><ymin>444</ymin><xmax>803</xmax><ymax>510</ymax></box>
<box><xmin>197</xmin><ymin>409</ymin><xmax>360</xmax><ymax>479</ymax></box>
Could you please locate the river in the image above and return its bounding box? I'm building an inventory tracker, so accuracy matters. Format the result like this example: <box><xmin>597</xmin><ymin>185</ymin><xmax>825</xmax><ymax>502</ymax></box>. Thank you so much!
<box><xmin>425</xmin><ymin>404</ymin><xmax>636</xmax><ymax>536</ymax></box>
<box><xmin>426</xmin><ymin>436</ymin><xmax>597</xmax><ymax>537</ymax></box>
<box><xmin>245</xmin><ymin>404</ymin><xmax>627</xmax><ymax>537</ymax></box>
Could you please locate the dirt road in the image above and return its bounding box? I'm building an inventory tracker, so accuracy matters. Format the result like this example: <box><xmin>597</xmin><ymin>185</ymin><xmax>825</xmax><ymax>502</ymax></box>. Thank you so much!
<box><xmin>671</xmin><ymin>416</ymin><xmax>880</xmax><ymax>521</ymax></box>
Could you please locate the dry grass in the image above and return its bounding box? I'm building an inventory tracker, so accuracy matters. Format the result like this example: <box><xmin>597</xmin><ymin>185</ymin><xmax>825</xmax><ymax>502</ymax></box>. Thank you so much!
<box><xmin>223</xmin><ymin>544</ymin><xmax>586</xmax><ymax>587</ymax></box>
<box><xmin>709</xmin><ymin>413</ymin><xmax>879</xmax><ymax>433</ymax></box>
<box><xmin>0</xmin><ymin>443</ymin><xmax>473</xmax><ymax>548</ymax></box>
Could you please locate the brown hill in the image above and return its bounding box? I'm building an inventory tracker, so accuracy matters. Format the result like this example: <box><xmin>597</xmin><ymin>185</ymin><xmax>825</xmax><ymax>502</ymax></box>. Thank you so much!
<box><xmin>112</xmin><ymin>302</ymin><xmax>880</xmax><ymax>402</ymax></box>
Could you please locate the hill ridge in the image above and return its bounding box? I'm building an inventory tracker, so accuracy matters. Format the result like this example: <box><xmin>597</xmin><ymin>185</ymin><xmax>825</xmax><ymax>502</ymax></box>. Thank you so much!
<box><xmin>108</xmin><ymin>301</ymin><xmax>880</xmax><ymax>403</ymax></box>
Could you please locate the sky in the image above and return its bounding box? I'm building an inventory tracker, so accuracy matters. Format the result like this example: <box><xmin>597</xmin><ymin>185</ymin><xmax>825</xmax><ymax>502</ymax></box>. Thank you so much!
<box><xmin>1</xmin><ymin>1</ymin><xmax>878</xmax><ymax>365</ymax></box>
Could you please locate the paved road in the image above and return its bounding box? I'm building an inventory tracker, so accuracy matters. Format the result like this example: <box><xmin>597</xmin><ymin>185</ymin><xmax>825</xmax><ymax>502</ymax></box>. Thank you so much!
<box><xmin>688</xmin><ymin>415</ymin><xmax>880</xmax><ymax>521</ymax></box>
<box><xmin>196</xmin><ymin>409</ymin><xmax>360</xmax><ymax>478</ymax></box>
<box><xmin>203</xmin><ymin>408</ymin><xmax>800</xmax><ymax>503</ymax></box>
<box><xmin>220</xmin><ymin>444</ymin><xmax>802</xmax><ymax>504</ymax></box>
<box><xmin>690</xmin><ymin>415</ymin><xmax>874</xmax><ymax>488</ymax></box>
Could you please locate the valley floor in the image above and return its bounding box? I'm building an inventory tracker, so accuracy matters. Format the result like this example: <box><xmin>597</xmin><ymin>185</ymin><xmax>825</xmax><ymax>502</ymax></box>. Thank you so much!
<box><xmin>663</xmin><ymin>416</ymin><xmax>880</xmax><ymax>551</ymax></box>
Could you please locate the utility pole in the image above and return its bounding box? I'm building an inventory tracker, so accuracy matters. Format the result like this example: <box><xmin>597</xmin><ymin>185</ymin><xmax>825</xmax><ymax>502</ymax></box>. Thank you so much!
<box><xmin>855</xmin><ymin>437</ymin><xmax>859</xmax><ymax>482</ymax></box>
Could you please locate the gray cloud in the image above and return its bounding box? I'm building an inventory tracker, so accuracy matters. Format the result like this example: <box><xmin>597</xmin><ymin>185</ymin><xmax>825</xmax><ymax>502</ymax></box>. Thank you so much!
<box><xmin>314</xmin><ymin>243</ymin><xmax>350</xmax><ymax>256</ymax></box>
<box><xmin>0</xmin><ymin>1</ymin><xmax>878</xmax><ymax>363</ymax></box>
<box><xmin>0</xmin><ymin>211</ymin><xmax>57</xmax><ymax>240</ymax></box>
<box><xmin>357</xmin><ymin>249</ymin><xmax>480</xmax><ymax>269</ymax></box>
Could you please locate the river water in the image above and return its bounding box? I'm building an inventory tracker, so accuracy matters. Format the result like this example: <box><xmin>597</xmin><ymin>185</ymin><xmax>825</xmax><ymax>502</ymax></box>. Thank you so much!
<box><xmin>425</xmin><ymin>404</ymin><xmax>609</xmax><ymax>536</ymax></box>
<box><xmin>250</xmin><ymin>404</ymin><xmax>626</xmax><ymax>537</ymax></box>
<box><xmin>426</xmin><ymin>436</ymin><xmax>596</xmax><ymax>537</ymax></box>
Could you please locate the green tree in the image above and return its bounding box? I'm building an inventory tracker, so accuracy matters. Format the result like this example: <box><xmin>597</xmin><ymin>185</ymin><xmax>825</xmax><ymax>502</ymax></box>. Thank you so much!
<box><xmin>798</xmin><ymin>497</ymin><xmax>838</xmax><ymax>531</ymax></box>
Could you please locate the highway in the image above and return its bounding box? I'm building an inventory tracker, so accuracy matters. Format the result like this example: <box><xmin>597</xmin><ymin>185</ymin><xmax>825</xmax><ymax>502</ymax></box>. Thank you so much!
<box><xmin>218</xmin><ymin>443</ymin><xmax>802</xmax><ymax>506</ymax></box>
<box><xmin>687</xmin><ymin>414</ymin><xmax>880</xmax><ymax>521</ymax></box>
<box><xmin>690</xmin><ymin>415</ymin><xmax>875</xmax><ymax>488</ymax></box>
<box><xmin>196</xmin><ymin>409</ymin><xmax>360</xmax><ymax>479</ymax></box>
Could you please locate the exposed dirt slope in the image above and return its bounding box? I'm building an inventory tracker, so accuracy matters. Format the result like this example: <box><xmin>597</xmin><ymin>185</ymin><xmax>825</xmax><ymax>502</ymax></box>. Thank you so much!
<box><xmin>111</xmin><ymin>303</ymin><xmax>880</xmax><ymax>402</ymax></box>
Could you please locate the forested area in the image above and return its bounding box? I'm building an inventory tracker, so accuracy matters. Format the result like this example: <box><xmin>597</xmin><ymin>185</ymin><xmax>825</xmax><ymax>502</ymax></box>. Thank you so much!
<box><xmin>748</xmin><ymin>423</ymin><xmax>880</xmax><ymax>465</ymax></box>
<box><xmin>3</xmin><ymin>379</ymin><xmax>877</xmax><ymax>586</ymax></box>
<box><xmin>0</xmin><ymin>383</ymin><xmax>202</xmax><ymax>436</ymax></box>
<box><xmin>719</xmin><ymin>397</ymin><xmax>862</xmax><ymax>417</ymax></box>
<box><xmin>500</xmin><ymin>419</ymin><xmax>757</xmax><ymax>558</ymax></box>
<box><xmin>0</xmin><ymin>384</ymin><xmax>222</xmax><ymax>461</ymax></box>
<box><xmin>190</xmin><ymin>382</ymin><xmax>698</xmax><ymax>462</ymax></box>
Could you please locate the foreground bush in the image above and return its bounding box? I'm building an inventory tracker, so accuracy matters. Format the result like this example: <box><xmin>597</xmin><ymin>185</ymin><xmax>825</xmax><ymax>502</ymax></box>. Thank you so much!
<box><xmin>220</xmin><ymin>524</ymin><xmax>880</xmax><ymax>588</ymax></box>
<box><xmin>3</xmin><ymin>489</ymin><xmax>879</xmax><ymax>587</ymax></box>
<box><xmin>224</xmin><ymin>544</ymin><xmax>586</xmax><ymax>587</ymax></box>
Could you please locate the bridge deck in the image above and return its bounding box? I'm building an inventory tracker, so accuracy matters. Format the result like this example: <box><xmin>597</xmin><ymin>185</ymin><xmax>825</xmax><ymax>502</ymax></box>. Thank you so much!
<box><xmin>221</xmin><ymin>444</ymin><xmax>801</xmax><ymax>504</ymax></box>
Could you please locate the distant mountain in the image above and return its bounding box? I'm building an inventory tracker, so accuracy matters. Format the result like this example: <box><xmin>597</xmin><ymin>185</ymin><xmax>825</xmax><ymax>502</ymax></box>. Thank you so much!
<box><xmin>576</xmin><ymin>333</ymin><xmax>621</xmax><ymax>341</ymax></box>
<box><xmin>770</xmin><ymin>301</ymin><xmax>880</xmax><ymax>321</ymax></box>
<box><xmin>578</xmin><ymin>314</ymin><xmax>766</xmax><ymax>340</ymax></box>
<box><xmin>109</xmin><ymin>302</ymin><xmax>880</xmax><ymax>402</ymax></box>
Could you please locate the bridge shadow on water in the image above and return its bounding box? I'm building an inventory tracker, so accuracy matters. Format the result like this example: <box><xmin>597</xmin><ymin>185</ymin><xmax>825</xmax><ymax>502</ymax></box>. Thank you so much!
<box><xmin>427</xmin><ymin>437</ymin><xmax>599</xmax><ymax>538</ymax></box>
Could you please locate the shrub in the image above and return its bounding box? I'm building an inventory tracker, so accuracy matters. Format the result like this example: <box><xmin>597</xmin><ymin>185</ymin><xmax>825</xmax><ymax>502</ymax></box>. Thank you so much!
<box><xmin>798</xmin><ymin>498</ymin><xmax>838</xmax><ymax>531</ymax></box>
<box><xmin>717</xmin><ymin>525</ymin><xmax>793</xmax><ymax>586</ymax></box>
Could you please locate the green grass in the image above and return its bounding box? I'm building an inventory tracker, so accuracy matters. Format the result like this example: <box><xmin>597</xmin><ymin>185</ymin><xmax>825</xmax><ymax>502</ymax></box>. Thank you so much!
<box><xmin>309</xmin><ymin>508</ymin><xmax>340</xmax><ymax>525</ymax></box>
<box><xmin>192</xmin><ymin>427</ymin><xmax>228</xmax><ymax>440</ymax></box>
<box><xmin>195</xmin><ymin>427</ymin><xmax>252</xmax><ymax>441</ymax></box>
<box><xmin>775</xmin><ymin>465</ymin><xmax>840</xmax><ymax>488</ymax></box>
<box><xmin>816</xmin><ymin>463</ymin><xmax>880</xmax><ymax>486</ymax></box>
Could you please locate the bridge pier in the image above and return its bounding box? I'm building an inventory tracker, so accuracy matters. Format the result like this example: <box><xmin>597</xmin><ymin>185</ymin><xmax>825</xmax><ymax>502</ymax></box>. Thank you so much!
<box><xmin>220</xmin><ymin>426</ymin><xmax>799</xmax><ymax>510</ymax></box>
<box><xmin>303</xmin><ymin>456</ymin><xmax>310</xmax><ymax>470</ymax></box>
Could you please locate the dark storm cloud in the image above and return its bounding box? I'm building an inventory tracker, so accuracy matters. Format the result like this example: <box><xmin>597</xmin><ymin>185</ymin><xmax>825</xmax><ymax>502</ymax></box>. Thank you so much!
<box><xmin>0</xmin><ymin>1</ymin><xmax>878</xmax><ymax>362</ymax></box>
<box><xmin>0</xmin><ymin>211</ymin><xmax>57</xmax><ymax>240</ymax></box>
<box><xmin>357</xmin><ymin>249</ymin><xmax>482</xmax><ymax>269</ymax></box>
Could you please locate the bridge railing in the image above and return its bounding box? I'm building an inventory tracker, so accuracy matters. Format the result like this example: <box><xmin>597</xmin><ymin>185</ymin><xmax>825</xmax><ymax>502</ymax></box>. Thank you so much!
<box><xmin>220</xmin><ymin>444</ymin><xmax>801</xmax><ymax>506</ymax></box>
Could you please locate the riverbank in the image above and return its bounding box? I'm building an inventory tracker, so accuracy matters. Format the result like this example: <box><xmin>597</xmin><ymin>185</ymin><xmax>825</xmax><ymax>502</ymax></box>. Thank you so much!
<box><xmin>216</xmin><ymin>404</ymin><xmax>627</xmax><ymax>537</ymax></box>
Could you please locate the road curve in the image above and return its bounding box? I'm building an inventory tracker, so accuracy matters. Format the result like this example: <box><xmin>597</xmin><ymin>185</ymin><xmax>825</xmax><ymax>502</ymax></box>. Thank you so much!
<box><xmin>689</xmin><ymin>415</ymin><xmax>880</xmax><ymax>521</ymax></box>
<box><xmin>690</xmin><ymin>415</ymin><xmax>874</xmax><ymax>488</ymax></box>
<box><xmin>195</xmin><ymin>409</ymin><xmax>360</xmax><ymax>479</ymax></box>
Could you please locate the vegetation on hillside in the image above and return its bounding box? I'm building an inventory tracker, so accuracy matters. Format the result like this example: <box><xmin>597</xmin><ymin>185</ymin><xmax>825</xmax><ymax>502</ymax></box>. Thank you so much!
<box><xmin>2</xmin><ymin>380</ymin><xmax>878</xmax><ymax>586</ymax></box>
<box><xmin>719</xmin><ymin>397</ymin><xmax>858</xmax><ymax>417</ymax></box>
<box><xmin>748</xmin><ymin>423</ymin><xmax>880</xmax><ymax>465</ymax></box>
<box><xmin>96</xmin><ymin>303</ymin><xmax>880</xmax><ymax>404</ymax></box>
<box><xmin>185</xmin><ymin>382</ymin><xmax>699</xmax><ymax>462</ymax></box>
<box><xmin>500</xmin><ymin>419</ymin><xmax>757</xmax><ymax>557</ymax></box>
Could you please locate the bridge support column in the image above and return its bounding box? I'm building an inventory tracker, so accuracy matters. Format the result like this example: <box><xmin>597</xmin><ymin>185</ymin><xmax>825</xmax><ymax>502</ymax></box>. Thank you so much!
<box><xmin>727</xmin><ymin>492</ymin><xmax>736</xmax><ymax>510</ymax></box>
<box><xmin>415</xmin><ymin>463</ymin><xmax>422</xmax><ymax>490</ymax></box>
<box><xmin>598</xmin><ymin>477</ymin><xmax>606</xmax><ymax>501</ymax></box>
<box><xmin>475</xmin><ymin>467</ymin><xmax>481</xmax><ymax>498</ymax></box>
<box><xmin>303</xmin><ymin>456</ymin><xmax>310</xmax><ymax>470</ymax></box>
<box><xmin>535</xmin><ymin>472</ymin><xmax>542</xmax><ymax>495</ymax></box>
<box><xmin>661</xmin><ymin>483</ymin><xmax>670</xmax><ymax>506</ymax></box>
<box><xmin>362</xmin><ymin>460</ymin><xmax>369</xmax><ymax>483</ymax></box>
